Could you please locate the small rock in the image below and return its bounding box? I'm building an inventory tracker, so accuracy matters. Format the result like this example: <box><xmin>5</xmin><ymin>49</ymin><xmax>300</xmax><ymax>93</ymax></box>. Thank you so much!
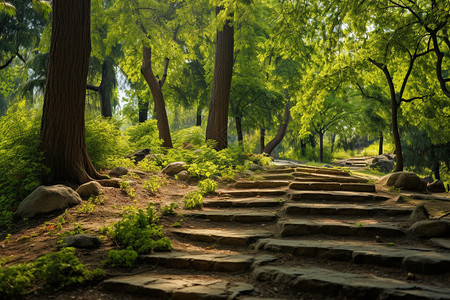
<box><xmin>176</xmin><ymin>170</ymin><xmax>190</xmax><ymax>181</ymax></box>
<box><xmin>76</xmin><ymin>181</ymin><xmax>102</xmax><ymax>199</ymax></box>
<box><xmin>408</xmin><ymin>204</ymin><xmax>429</xmax><ymax>225</ymax></box>
<box><xmin>409</xmin><ymin>220</ymin><xmax>449</xmax><ymax>238</ymax></box>
<box><xmin>126</xmin><ymin>148</ymin><xmax>150</xmax><ymax>163</ymax></box>
<box><xmin>322</xmin><ymin>164</ymin><xmax>332</xmax><ymax>168</ymax></box>
<box><xmin>183</xmin><ymin>142</ymin><xmax>194</xmax><ymax>150</ymax></box>
<box><xmin>14</xmin><ymin>185</ymin><xmax>82</xmax><ymax>219</ymax></box>
<box><xmin>63</xmin><ymin>234</ymin><xmax>101</xmax><ymax>249</ymax></box>
<box><xmin>406</xmin><ymin>272</ymin><xmax>416</xmax><ymax>280</ymax></box>
<box><xmin>393</xmin><ymin>195</ymin><xmax>407</xmax><ymax>203</ymax></box>
<box><xmin>97</xmin><ymin>178</ymin><xmax>122</xmax><ymax>188</ymax></box>
<box><xmin>162</xmin><ymin>162</ymin><xmax>187</xmax><ymax>176</ymax></box>
<box><xmin>427</xmin><ymin>180</ymin><xmax>446</xmax><ymax>193</ymax></box>
<box><xmin>109</xmin><ymin>167</ymin><xmax>129</xmax><ymax>177</ymax></box>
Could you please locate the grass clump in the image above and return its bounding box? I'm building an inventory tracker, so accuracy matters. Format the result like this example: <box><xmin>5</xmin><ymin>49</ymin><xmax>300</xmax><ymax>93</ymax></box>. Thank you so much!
<box><xmin>184</xmin><ymin>191</ymin><xmax>203</xmax><ymax>209</ymax></box>
<box><xmin>143</xmin><ymin>175</ymin><xmax>163</xmax><ymax>194</ymax></box>
<box><xmin>198</xmin><ymin>179</ymin><xmax>218</xmax><ymax>195</ymax></box>
<box><xmin>161</xmin><ymin>202</ymin><xmax>178</xmax><ymax>215</ymax></box>
<box><xmin>102</xmin><ymin>249</ymin><xmax>138</xmax><ymax>268</ymax></box>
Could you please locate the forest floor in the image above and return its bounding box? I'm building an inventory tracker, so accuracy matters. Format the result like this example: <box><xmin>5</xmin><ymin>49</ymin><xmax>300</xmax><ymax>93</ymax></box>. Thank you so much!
<box><xmin>1</xmin><ymin>161</ymin><xmax>450</xmax><ymax>299</ymax></box>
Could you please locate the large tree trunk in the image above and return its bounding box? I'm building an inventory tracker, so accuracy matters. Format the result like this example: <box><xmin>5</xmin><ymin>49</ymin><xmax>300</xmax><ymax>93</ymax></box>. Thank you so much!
<box><xmin>41</xmin><ymin>0</ymin><xmax>104</xmax><ymax>184</ymax></box>
<box><xmin>196</xmin><ymin>105</ymin><xmax>202</xmax><ymax>126</ymax></box>
<box><xmin>318</xmin><ymin>131</ymin><xmax>324</xmax><ymax>163</ymax></box>
<box><xmin>205</xmin><ymin>8</ymin><xmax>234</xmax><ymax>150</ymax></box>
<box><xmin>141</xmin><ymin>46</ymin><xmax>172</xmax><ymax>148</ymax></box>
<box><xmin>99</xmin><ymin>58</ymin><xmax>114</xmax><ymax>117</ymax></box>
<box><xmin>235</xmin><ymin>115</ymin><xmax>243</xmax><ymax>145</ymax></box>
<box><xmin>378</xmin><ymin>131</ymin><xmax>383</xmax><ymax>155</ymax></box>
<box><xmin>260</xmin><ymin>127</ymin><xmax>265</xmax><ymax>154</ymax></box>
<box><xmin>263</xmin><ymin>100</ymin><xmax>291</xmax><ymax>155</ymax></box>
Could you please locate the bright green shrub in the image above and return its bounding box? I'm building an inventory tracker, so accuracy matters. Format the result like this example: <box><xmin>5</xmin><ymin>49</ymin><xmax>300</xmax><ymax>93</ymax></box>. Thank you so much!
<box><xmin>112</xmin><ymin>204</ymin><xmax>171</xmax><ymax>254</ymax></box>
<box><xmin>102</xmin><ymin>249</ymin><xmax>138</xmax><ymax>268</ymax></box>
<box><xmin>137</xmin><ymin>157</ymin><xmax>161</xmax><ymax>173</ymax></box>
<box><xmin>0</xmin><ymin>102</ymin><xmax>48</xmax><ymax>228</ymax></box>
<box><xmin>198</xmin><ymin>179</ymin><xmax>218</xmax><ymax>195</ymax></box>
<box><xmin>125</xmin><ymin>119</ymin><xmax>162</xmax><ymax>153</ymax></box>
<box><xmin>0</xmin><ymin>262</ymin><xmax>34</xmax><ymax>298</ymax></box>
<box><xmin>172</xmin><ymin>126</ymin><xmax>205</xmax><ymax>148</ymax></box>
<box><xmin>85</xmin><ymin>117</ymin><xmax>130</xmax><ymax>169</ymax></box>
<box><xmin>184</xmin><ymin>191</ymin><xmax>203</xmax><ymax>209</ymax></box>
<box><xmin>143</xmin><ymin>175</ymin><xmax>162</xmax><ymax>194</ymax></box>
<box><xmin>161</xmin><ymin>202</ymin><xmax>178</xmax><ymax>215</ymax></box>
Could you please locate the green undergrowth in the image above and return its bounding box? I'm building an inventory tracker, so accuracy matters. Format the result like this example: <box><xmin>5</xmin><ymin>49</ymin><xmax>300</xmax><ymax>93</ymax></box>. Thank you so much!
<box><xmin>0</xmin><ymin>247</ymin><xmax>104</xmax><ymax>299</ymax></box>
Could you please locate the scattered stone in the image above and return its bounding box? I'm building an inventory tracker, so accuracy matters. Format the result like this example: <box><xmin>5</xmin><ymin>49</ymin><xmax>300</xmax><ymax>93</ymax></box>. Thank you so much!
<box><xmin>322</xmin><ymin>164</ymin><xmax>332</xmax><ymax>168</ymax></box>
<box><xmin>14</xmin><ymin>185</ymin><xmax>82</xmax><ymax>219</ymax></box>
<box><xmin>97</xmin><ymin>178</ymin><xmax>122</xmax><ymax>188</ymax></box>
<box><xmin>162</xmin><ymin>161</ymin><xmax>186</xmax><ymax>176</ymax></box>
<box><xmin>408</xmin><ymin>204</ymin><xmax>429</xmax><ymax>225</ymax></box>
<box><xmin>126</xmin><ymin>148</ymin><xmax>150</xmax><ymax>163</ymax></box>
<box><xmin>376</xmin><ymin>172</ymin><xmax>428</xmax><ymax>192</ymax></box>
<box><xmin>406</xmin><ymin>272</ymin><xmax>416</xmax><ymax>280</ymax></box>
<box><xmin>63</xmin><ymin>234</ymin><xmax>101</xmax><ymax>249</ymax></box>
<box><xmin>370</xmin><ymin>155</ymin><xmax>395</xmax><ymax>173</ymax></box>
<box><xmin>109</xmin><ymin>167</ymin><xmax>128</xmax><ymax>177</ymax></box>
<box><xmin>409</xmin><ymin>220</ymin><xmax>449</xmax><ymax>238</ymax></box>
<box><xmin>176</xmin><ymin>170</ymin><xmax>190</xmax><ymax>181</ymax></box>
<box><xmin>427</xmin><ymin>180</ymin><xmax>446</xmax><ymax>193</ymax></box>
<box><xmin>249</xmin><ymin>163</ymin><xmax>264</xmax><ymax>171</ymax></box>
<box><xmin>430</xmin><ymin>238</ymin><xmax>450</xmax><ymax>250</ymax></box>
<box><xmin>183</xmin><ymin>142</ymin><xmax>194</xmax><ymax>149</ymax></box>
<box><xmin>76</xmin><ymin>181</ymin><xmax>102</xmax><ymax>199</ymax></box>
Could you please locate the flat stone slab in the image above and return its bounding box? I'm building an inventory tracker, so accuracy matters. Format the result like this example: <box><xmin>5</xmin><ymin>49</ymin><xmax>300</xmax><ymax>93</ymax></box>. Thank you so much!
<box><xmin>171</xmin><ymin>228</ymin><xmax>273</xmax><ymax>246</ymax></box>
<box><xmin>203</xmin><ymin>198</ymin><xmax>285</xmax><ymax>208</ymax></box>
<box><xmin>279</xmin><ymin>220</ymin><xmax>404</xmax><ymax>237</ymax></box>
<box><xmin>103</xmin><ymin>275</ymin><xmax>254</xmax><ymax>299</ymax></box>
<box><xmin>139</xmin><ymin>251</ymin><xmax>277</xmax><ymax>272</ymax></box>
<box><xmin>289</xmin><ymin>182</ymin><xmax>375</xmax><ymax>192</ymax></box>
<box><xmin>219</xmin><ymin>189</ymin><xmax>288</xmax><ymax>198</ymax></box>
<box><xmin>431</xmin><ymin>238</ymin><xmax>450</xmax><ymax>250</ymax></box>
<box><xmin>185</xmin><ymin>211</ymin><xmax>278</xmax><ymax>223</ymax></box>
<box><xmin>295</xmin><ymin>167</ymin><xmax>351</xmax><ymax>177</ymax></box>
<box><xmin>260</xmin><ymin>174</ymin><xmax>294</xmax><ymax>180</ymax></box>
<box><xmin>293</xmin><ymin>173</ymin><xmax>368</xmax><ymax>183</ymax></box>
<box><xmin>234</xmin><ymin>180</ymin><xmax>290</xmax><ymax>189</ymax></box>
<box><xmin>265</xmin><ymin>168</ymin><xmax>297</xmax><ymax>174</ymax></box>
<box><xmin>284</xmin><ymin>203</ymin><xmax>413</xmax><ymax>217</ymax></box>
<box><xmin>255</xmin><ymin>239</ymin><xmax>450</xmax><ymax>273</ymax></box>
<box><xmin>289</xmin><ymin>190</ymin><xmax>389</xmax><ymax>202</ymax></box>
<box><xmin>252</xmin><ymin>266</ymin><xmax>450</xmax><ymax>299</ymax></box>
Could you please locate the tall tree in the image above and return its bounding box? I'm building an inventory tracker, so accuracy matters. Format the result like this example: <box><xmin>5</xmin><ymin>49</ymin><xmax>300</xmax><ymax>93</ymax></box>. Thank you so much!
<box><xmin>205</xmin><ymin>6</ymin><xmax>234</xmax><ymax>150</ymax></box>
<box><xmin>41</xmin><ymin>0</ymin><xmax>104</xmax><ymax>184</ymax></box>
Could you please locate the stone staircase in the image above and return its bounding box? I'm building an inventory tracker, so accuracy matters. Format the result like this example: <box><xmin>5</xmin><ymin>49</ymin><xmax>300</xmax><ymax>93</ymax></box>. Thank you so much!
<box><xmin>102</xmin><ymin>163</ymin><xmax>450</xmax><ymax>299</ymax></box>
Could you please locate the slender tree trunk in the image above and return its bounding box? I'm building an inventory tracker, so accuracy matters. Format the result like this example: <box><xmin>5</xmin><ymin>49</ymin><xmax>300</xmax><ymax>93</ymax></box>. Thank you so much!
<box><xmin>41</xmin><ymin>0</ymin><xmax>104</xmax><ymax>184</ymax></box>
<box><xmin>138</xmin><ymin>98</ymin><xmax>149</xmax><ymax>123</ymax></box>
<box><xmin>432</xmin><ymin>161</ymin><xmax>441</xmax><ymax>181</ymax></box>
<box><xmin>318</xmin><ymin>131</ymin><xmax>324</xmax><ymax>163</ymax></box>
<box><xmin>99</xmin><ymin>58</ymin><xmax>114</xmax><ymax>117</ymax></box>
<box><xmin>309</xmin><ymin>134</ymin><xmax>316</xmax><ymax>148</ymax></box>
<box><xmin>330</xmin><ymin>133</ymin><xmax>336</xmax><ymax>153</ymax></box>
<box><xmin>300</xmin><ymin>139</ymin><xmax>306</xmax><ymax>157</ymax></box>
<box><xmin>378</xmin><ymin>131</ymin><xmax>383</xmax><ymax>155</ymax></box>
<box><xmin>205</xmin><ymin>8</ymin><xmax>234</xmax><ymax>150</ymax></box>
<box><xmin>196</xmin><ymin>106</ymin><xmax>202</xmax><ymax>126</ymax></box>
<box><xmin>260</xmin><ymin>127</ymin><xmax>265</xmax><ymax>154</ymax></box>
<box><xmin>263</xmin><ymin>100</ymin><xmax>291</xmax><ymax>155</ymax></box>
<box><xmin>141</xmin><ymin>46</ymin><xmax>172</xmax><ymax>148</ymax></box>
<box><xmin>235</xmin><ymin>115</ymin><xmax>243</xmax><ymax>145</ymax></box>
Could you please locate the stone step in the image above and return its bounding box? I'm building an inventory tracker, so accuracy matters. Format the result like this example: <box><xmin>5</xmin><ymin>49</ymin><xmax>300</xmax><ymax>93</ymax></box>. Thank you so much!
<box><xmin>252</xmin><ymin>266</ymin><xmax>450</xmax><ymax>299</ymax></box>
<box><xmin>289</xmin><ymin>190</ymin><xmax>389</xmax><ymax>202</ymax></box>
<box><xmin>295</xmin><ymin>167</ymin><xmax>351</xmax><ymax>177</ymax></box>
<box><xmin>171</xmin><ymin>228</ymin><xmax>273</xmax><ymax>246</ymax></box>
<box><xmin>289</xmin><ymin>182</ymin><xmax>375</xmax><ymax>192</ymax></box>
<box><xmin>203</xmin><ymin>198</ymin><xmax>285</xmax><ymax>208</ymax></box>
<box><xmin>234</xmin><ymin>180</ymin><xmax>290</xmax><ymax>189</ymax></box>
<box><xmin>279</xmin><ymin>220</ymin><xmax>404</xmax><ymax>237</ymax></box>
<box><xmin>255</xmin><ymin>239</ymin><xmax>450</xmax><ymax>274</ymax></box>
<box><xmin>139</xmin><ymin>251</ymin><xmax>278</xmax><ymax>273</ymax></box>
<box><xmin>293</xmin><ymin>172</ymin><xmax>368</xmax><ymax>183</ymax></box>
<box><xmin>265</xmin><ymin>168</ymin><xmax>296</xmax><ymax>174</ymax></box>
<box><xmin>260</xmin><ymin>174</ymin><xmax>294</xmax><ymax>180</ymax></box>
<box><xmin>185</xmin><ymin>210</ymin><xmax>278</xmax><ymax>223</ymax></box>
<box><xmin>103</xmin><ymin>275</ymin><xmax>254</xmax><ymax>299</ymax></box>
<box><xmin>219</xmin><ymin>189</ymin><xmax>288</xmax><ymax>198</ymax></box>
<box><xmin>284</xmin><ymin>203</ymin><xmax>412</xmax><ymax>217</ymax></box>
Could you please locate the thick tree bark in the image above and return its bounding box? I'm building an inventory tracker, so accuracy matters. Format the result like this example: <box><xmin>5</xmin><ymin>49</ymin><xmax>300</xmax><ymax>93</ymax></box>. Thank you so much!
<box><xmin>41</xmin><ymin>0</ymin><xmax>104</xmax><ymax>184</ymax></box>
<box><xmin>141</xmin><ymin>46</ymin><xmax>172</xmax><ymax>148</ymax></box>
<box><xmin>260</xmin><ymin>127</ymin><xmax>265</xmax><ymax>154</ymax></box>
<box><xmin>318</xmin><ymin>131</ymin><xmax>324</xmax><ymax>163</ymax></box>
<box><xmin>205</xmin><ymin>8</ymin><xmax>234</xmax><ymax>150</ymax></box>
<box><xmin>235</xmin><ymin>115</ymin><xmax>243</xmax><ymax>145</ymax></box>
<box><xmin>378</xmin><ymin>131</ymin><xmax>383</xmax><ymax>155</ymax></box>
<box><xmin>263</xmin><ymin>100</ymin><xmax>291</xmax><ymax>155</ymax></box>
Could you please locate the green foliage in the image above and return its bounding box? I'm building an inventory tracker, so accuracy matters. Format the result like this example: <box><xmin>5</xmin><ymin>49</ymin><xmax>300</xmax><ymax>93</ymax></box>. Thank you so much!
<box><xmin>0</xmin><ymin>103</ymin><xmax>48</xmax><ymax>228</ymax></box>
<box><xmin>172</xmin><ymin>126</ymin><xmax>206</xmax><ymax>148</ymax></box>
<box><xmin>119</xmin><ymin>180</ymin><xmax>135</xmax><ymax>198</ymax></box>
<box><xmin>125</xmin><ymin>119</ymin><xmax>162</xmax><ymax>153</ymax></box>
<box><xmin>76</xmin><ymin>202</ymin><xmax>95</xmax><ymax>214</ymax></box>
<box><xmin>250</xmin><ymin>154</ymin><xmax>272</xmax><ymax>166</ymax></box>
<box><xmin>85</xmin><ymin>117</ymin><xmax>130</xmax><ymax>169</ymax></box>
<box><xmin>183</xmin><ymin>191</ymin><xmax>203</xmax><ymax>209</ymax></box>
<box><xmin>198</xmin><ymin>179</ymin><xmax>218</xmax><ymax>195</ymax></box>
<box><xmin>111</xmin><ymin>204</ymin><xmax>171</xmax><ymax>254</ymax></box>
<box><xmin>102</xmin><ymin>249</ymin><xmax>138</xmax><ymax>268</ymax></box>
<box><xmin>161</xmin><ymin>202</ymin><xmax>178</xmax><ymax>215</ymax></box>
<box><xmin>143</xmin><ymin>175</ymin><xmax>163</xmax><ymax>194</ymax></box>
<box><xmin>0</xmin><ymin>247</ymin><xmax>104</xmax><ymax>298</ymax></box>
<box><xmin>187</xmin><ymin>161</ymin><xmax>219</xmax><ymax>179</ymax></box>
<box><xmin>137</xmin><ymin>157</ymin><xmax>161</xmax><ymax>173</ymax></box>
